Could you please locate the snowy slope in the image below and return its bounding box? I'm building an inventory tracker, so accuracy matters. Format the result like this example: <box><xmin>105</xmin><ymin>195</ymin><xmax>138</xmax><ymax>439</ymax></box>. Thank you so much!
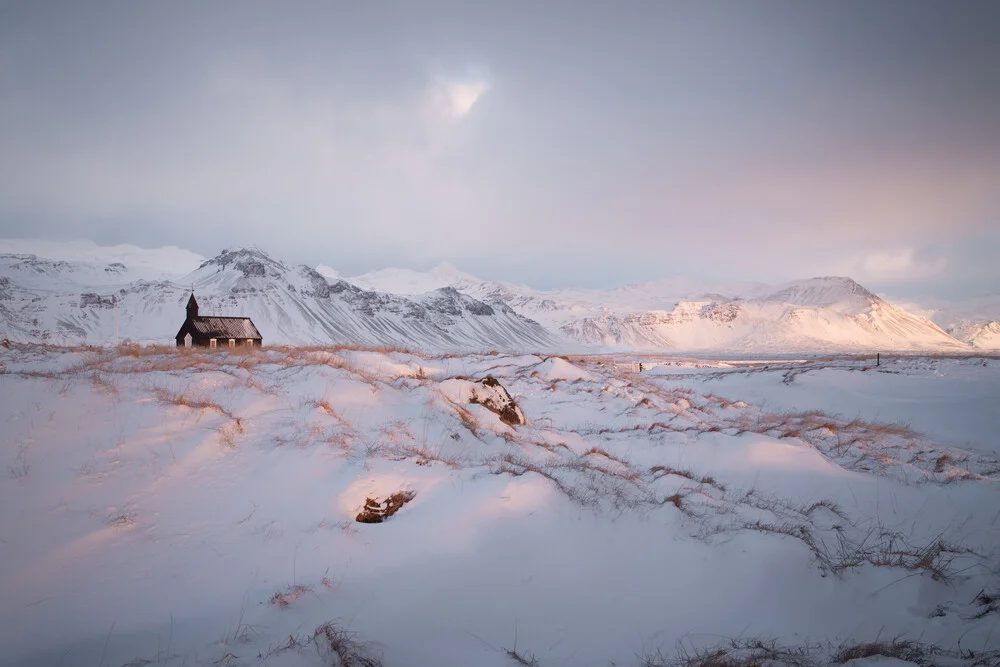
<box><xmin>469</xmin><ymin>275</ymin><xmax>966</xmax><ymax>352</ymax></box>
<box><xmin>890</xmin><ymin>293</ymin><xmax>1000</xmax><ymax>350</ymax></box>
<box><xmin>2</xmin><ymin>347</ymin><xmax>998</xmax><ymax>666</ymax></box>
<box><xmin>354</xmin><ymin>263</ymin><xmax>967</xmax><ymax>352</ymax></box>
<box><xmin>0</xmin><ymin>242</ymin><xmax>979</xmax><ymax>353</ymax></box>
<box><xmin>0</xmin><ymin>238</ymin><xmax>204</xmax><ymax>281</ymax></box>
<box><xmin>947</xmin><ymin>319</ymin><xmax>1000</xmax><ymax>349</ymax></box>
<box><xmin>0</xmin><ymin>247</ymin><xmax>557</xmax><ymax>351</ymax></box>
<box><xmin>897</xmin><ymin>294</ymin><xmax>1000</xmax><ymax>350</ymax></box>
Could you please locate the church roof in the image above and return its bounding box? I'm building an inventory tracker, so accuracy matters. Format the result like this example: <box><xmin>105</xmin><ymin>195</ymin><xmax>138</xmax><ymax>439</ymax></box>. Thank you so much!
<box><xmin>188</xmin><ymin>316</ymin><xmax>262</xmax><ymax>340</ymax></box>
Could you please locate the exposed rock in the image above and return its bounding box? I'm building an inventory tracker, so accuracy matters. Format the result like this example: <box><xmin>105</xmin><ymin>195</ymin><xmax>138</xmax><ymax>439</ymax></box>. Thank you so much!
<box><xmin>470</xmin><ymin>376</ymin><xmax>526</xmax><ymax>426</ymax></box>
<box><xmin>79</xmin><ymin>292</ymin><xmax>115</xmax><ymax>308</ymax></box>
<box><xmin>299</xmin><ymin>266</ymin><xmax>331</xmax><ymax>299</ymax></box>
<box><xmin>355</xmin><ymin>491</ymin><xmax>416</xmax><ymax>524</ymax></box>
<box><xmin>701</xmin><ymin>301</ymin><xmax>741</xmax><ymax>323</ymax></box>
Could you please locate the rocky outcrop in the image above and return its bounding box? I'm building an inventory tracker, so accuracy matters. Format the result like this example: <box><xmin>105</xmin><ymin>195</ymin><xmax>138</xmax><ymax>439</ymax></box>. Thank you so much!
<box><xmin>470</xmin><ymin>376</ymin><xmax>526</xmax><ymax>426</ymax></box>
<box><xmin>355</xmin><ymin>491</ymin><xmax>416</xmax><ymax>523</ymax></box>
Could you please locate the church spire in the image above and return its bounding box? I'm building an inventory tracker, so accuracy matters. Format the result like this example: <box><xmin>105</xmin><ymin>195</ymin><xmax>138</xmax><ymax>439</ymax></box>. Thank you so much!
<box><xmin>186</xmin><ymin>293</ymin><xmax>199</xmax><ymax>320</ymax></box>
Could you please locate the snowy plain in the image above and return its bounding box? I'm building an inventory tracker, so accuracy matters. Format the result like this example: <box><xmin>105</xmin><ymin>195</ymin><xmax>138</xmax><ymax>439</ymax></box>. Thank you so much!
<box><xmin>1</xmin><ymin>345</ymin><xmax>999</xmax><ymax>666</ymax></box>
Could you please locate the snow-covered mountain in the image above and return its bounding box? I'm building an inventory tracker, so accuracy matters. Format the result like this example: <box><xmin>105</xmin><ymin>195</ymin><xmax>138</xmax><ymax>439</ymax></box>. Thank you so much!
<box><xmin>557</xmin><ymin>278</ymin><xmax>962</xmax><ymax>352</ymax></box>
<box><xmin>891</xmin><ymin>294</ymin><xmax>1000</xmax><ymax>350</ymax></box>
<box><xmin>0</xmin><ymin>239</ymin><xmax>204</xmax><ymax>282</ymax></box>
<box><xmin>0</xmin><ymin>242</ymin><xmax>982</xmax><ymax>352</ymax></box>
<box><xmin>0</xmin><ymin>247</ymin><xmax>556</xmax><ymax>351</ymax></box>
<box><xmin>946</xmin><ymin>320</ymin><xmax>1000</xmax><ymax>349</ymax></box>
<box><xmin>348</xmin><ymin>261</ymin><xmax>482</xmax><ymax>295</ymax></box>
<box><xmin>453</xmin><ymin>273</ymin><xmax>965</xmax><ymax>352</ymax></box>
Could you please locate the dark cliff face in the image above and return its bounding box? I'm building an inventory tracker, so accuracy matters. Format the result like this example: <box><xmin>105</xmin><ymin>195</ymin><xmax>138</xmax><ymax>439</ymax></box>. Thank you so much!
<box><xmin>424</xmin><ymin>287</ymin><xmax>495</xmax><ymax>317</ymax></box>
<box><xmin>298</xmin><ymin>266</ymin><xmax>331</xmax><ymax>299</ymax></box>
<box><xmin>80</xmin><ymin>293</ymin><xmax>116</xmax><ymax>309</ymax></box>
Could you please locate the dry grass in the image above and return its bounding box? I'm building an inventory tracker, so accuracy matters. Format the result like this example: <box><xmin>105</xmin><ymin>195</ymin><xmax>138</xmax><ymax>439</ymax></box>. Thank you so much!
<box><xmin>88</xmin><ymin>371</ymin><xmax>120</xmax><ymax>397</ymax></box>
<box><xmin>313</xmin><ymin>621</ymin><xmax>383</xmax><ymax>667</ymax></box>
<box><xmin>490</xmin><ymin>453</ymin><xmax>592</xmax><ymax>506</ymax></box>
<box><xmin>640</xmin><ymin>636</ymin><xmax>1000</xmax><ymax>666</ymax></box>
<box><xmin>935</xmin><ymin>453</ymin><xmax>959</xmax><ymax>473</ymax></box>
<box><xmin>217</xmin><ymin>420</ymin><xmax>244</xmax><ymax>448</ymax></box>
<box><xmin>530</xmin><ymin>440</ymin><xmax>572</xmax><ymax>455</ymax></box>
<box><xmin>390</xmin><ymin>443</ymin><xmax>463</xmax><ymax>469</ymax></box>
<box><xmin>269</xmin><ymin>584</ymin><xmax>311</xmax><ymax>608</ymax></box>
<box><xmin>504</xmin><ymin>647</ymin><xmax>540</xmax><ymax>666</ymax></box>
<box><xmin>663</xmin><ymin>492</ymin><xmax>685</xmax><ymax>510</ymax></box>
<box><xmin>151</xmin><ymin>387</ymin><xmax>236</xmax><ymax>419</ymax></box>
<box><xmin>307</xmin><ymin>397</ymin><xmax>338</xmax><ymax>416</ymax></box>
<box><xmin>830</xmin><ymin>639</ymin><xmax>925</xmax><ymax>664</ymax></box>
<box><xmin>743</xmin><ymin>518</ymin><xmax>973</xmax><ymax>581</ymax></box>
<box><xmin>642</xmin><ymin>638</ymin><xmax>814</xmax><ymax>667</ymax></box>
<box><xmin>451</xmin><ymin>401</ymin><xmax>481</xmax><ymax>435</ymax></box>
<box><xmin>648</xmin><ymin>464</ymin><xmax>698</xmax><ymax>483</ymax></box>
<box><xmin>970</xmin><ymin>589</ymin><xmax>999</xmax><ymax>619</ymax></box>
<box><xmin>7</xmin><ymin>443</ymin><xmax>30</xmax><ymax>480</ymax></box>
<box><xmin>582</xmin><ymin>446</ymin><xmax>627</xmax><ymax>465</ymax></box>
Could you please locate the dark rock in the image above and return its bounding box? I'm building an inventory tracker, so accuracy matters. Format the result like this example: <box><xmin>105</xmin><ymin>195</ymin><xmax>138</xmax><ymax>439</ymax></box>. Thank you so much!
<box><xmin>471</xmin><ymin>376</ymin><xmax>525</xmax><ymax>426</ymax></box>
<box><xmin>355</xmin><ymin>491</ymin><xmax>416</xmax><ymax>524</ymax></box>
<box><xmin>79</xmin><ymin>292</ymin><xmax>115</xmax><ymax>309</ymax></box>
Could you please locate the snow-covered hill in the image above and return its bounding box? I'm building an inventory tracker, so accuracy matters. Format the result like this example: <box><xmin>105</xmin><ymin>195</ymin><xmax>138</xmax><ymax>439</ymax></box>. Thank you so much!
<box><xmin>2</xmin><ymin>347</ymin><xmax>999</xmax><ymax>665</ymax></box>
<box><xmin>892</xmin><ymin>293</ymin><xmax>1000</xmax><ymax>350</ymax></box>
<box><xmin>462</xmin><ymin>275</ymin><xmax>965</xmax><ymax>353</ymax></box>
<box><xmin>0</xmin><ymin>247</ymin><xmax>557</xmax><ymax>351</ymax></box>
<box><xmin>946</xmin><ymin>319</ymin><xmax>1000</xmax><ymax>349</ymax></box>
<box><xmin>0</xmin><ymin>242</ymin><xmax>980</xmax><ymax>352</ymax></box>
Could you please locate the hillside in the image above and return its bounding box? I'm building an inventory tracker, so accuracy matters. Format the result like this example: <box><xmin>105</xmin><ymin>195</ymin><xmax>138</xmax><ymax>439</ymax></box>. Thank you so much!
<box><xmin>0</xmin><ymin>247</ymin><xmax>557</xmax><ymax>351</ymax></box>
<box><xmin>1</xmin><ymin>346</ymin><xmax>998</xmax><ymax>666</ymax></box>
<box><xmin>0</xmin><ymin>243</ymin><xmax>980</xmax><ymax>353</ymax></box>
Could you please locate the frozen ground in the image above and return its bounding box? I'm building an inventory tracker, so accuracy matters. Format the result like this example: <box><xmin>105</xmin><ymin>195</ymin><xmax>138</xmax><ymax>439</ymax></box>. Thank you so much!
<box><xmin>1</xmin><ymin>345</ymin><xmax>999</xmax><ymax>666</ymax></box>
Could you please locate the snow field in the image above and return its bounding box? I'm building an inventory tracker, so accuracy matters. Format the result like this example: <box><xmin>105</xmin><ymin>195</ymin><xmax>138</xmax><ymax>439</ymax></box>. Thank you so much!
<box><xmin>1</xmin><ymin>346</ymin><xmax>999</xmax><ymax>666</ymax></box>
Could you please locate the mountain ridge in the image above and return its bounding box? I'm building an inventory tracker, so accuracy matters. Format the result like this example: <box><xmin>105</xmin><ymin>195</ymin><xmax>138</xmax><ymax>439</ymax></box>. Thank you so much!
<box><xmin>0</xmin><ymin>242</ymin><xmax>991</xmax><ymax>351</ymax></box>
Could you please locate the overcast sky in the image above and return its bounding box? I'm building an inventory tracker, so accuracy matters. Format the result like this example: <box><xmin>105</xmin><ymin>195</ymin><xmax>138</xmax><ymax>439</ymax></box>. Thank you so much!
<box><xmin>1</xmin><ymin>1</ymin><xmax>998</xmax><ymax>297</ymax></box>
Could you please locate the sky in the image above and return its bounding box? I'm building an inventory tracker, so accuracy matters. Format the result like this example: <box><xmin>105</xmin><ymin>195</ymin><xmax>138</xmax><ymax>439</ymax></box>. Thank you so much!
<box><xmin>1</xmin><ymin>1</ymin><xmax>998</xmax><ymax>299</ymax></box>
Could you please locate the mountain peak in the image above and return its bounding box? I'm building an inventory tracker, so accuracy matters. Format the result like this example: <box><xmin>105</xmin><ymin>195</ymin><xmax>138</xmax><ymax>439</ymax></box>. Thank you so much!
<box><xmin>218</xmin><ymin>244</ymin><xmax>271</xmax><ymax>258</ymax></box>
<box><xmin>194</xmin><ymin>246</ymin><xmax>286</xmax><ymax>282</ymax></box>
<box><xmin>762</xmin><ymin>276</ymin><xmax>879</xmax><ymax>310</ymax></box>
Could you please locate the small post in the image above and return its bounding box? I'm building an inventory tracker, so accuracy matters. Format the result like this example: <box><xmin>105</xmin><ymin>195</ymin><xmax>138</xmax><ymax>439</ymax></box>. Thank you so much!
<box><xmin>114</xmin><ymin>295</ymin><xmax>119</xmax><ymax>347</ymax></box>
<box><xmin>876</xmin><ymin>352</ymin><xmax>879</xmax><ymax>367</ymax></box>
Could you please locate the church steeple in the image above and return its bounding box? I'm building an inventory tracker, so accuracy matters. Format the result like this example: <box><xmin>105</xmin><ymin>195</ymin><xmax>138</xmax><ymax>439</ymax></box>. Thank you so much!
<box><xmin>186</xmin><ymin>293</ymin><xmax>199</xmax><ymax>320</ymax></box>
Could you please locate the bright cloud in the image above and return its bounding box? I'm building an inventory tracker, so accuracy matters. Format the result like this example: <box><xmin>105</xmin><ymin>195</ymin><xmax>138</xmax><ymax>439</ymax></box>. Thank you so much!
<box><xmin>856</xmin><ymin>248</ymin><xmax>947</xmax><ymax>283</ymax></box>
<box><xmin>435</xmin><ymin>79</ymin><xmax>488</xmax><ymax>119</ymax></box>
<box><xmin>315</xmin><ymin>264</ymin><xmax>340</xmax><ymax>280</ymax></box>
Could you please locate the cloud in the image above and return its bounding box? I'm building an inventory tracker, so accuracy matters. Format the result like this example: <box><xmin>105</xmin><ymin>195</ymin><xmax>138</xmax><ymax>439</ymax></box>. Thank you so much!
<box><xmin>433</xmin><ymin>78</ymin><xmax>488</xmax><ymax>119</ymax></box>
<box><xmin>855</xmin><ymin>248</ymin><xmax>947</xmax><ymax>283</ymax></box>
<box><xmin>315</xmin><ymin>264</ymin><xmax>339</xmax><ymax>280</ymax></box>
